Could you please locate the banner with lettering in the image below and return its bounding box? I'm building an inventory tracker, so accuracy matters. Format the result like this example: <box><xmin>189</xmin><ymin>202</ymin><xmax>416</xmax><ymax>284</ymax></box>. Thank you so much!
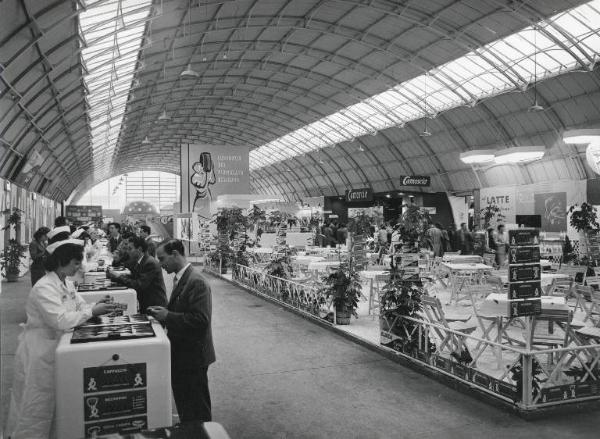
<box><xmin>479</xmin><ymin>187</ymin><xmax>517</xmax><ymax>225</ymax></box>
<box><xmin>180</xmin><ymin>144</ymin><xmax>249</xmax><ymax>222</ymax></box>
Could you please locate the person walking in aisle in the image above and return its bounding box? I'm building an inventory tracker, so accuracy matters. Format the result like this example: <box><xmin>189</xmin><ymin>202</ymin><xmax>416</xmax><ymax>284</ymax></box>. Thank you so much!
<box><xmin>456</xmin><ymin>223</ymin><xmax>474</xmax><ymax>255</ymax></box>
<box><xmin>107</xmin><ymin>235</ymin><xmax>167</xmax><ymax>312</ymax></box>
<box><xmin>5</xmin><ymin>240</ymin><xmax>115</xmax><ymax>439</ymax></box>
<box><xmin>28</xmin><ymin>227</ymin><xmax>50</xmax><ymax>286</ymax></box>
<box><xmin>148</xmin><ymin>239</ymin><xmax>216</xmax><ymax>423</ymax></box>
<box><xmin>425</xmin><ymin>222</ymin><xmax>444</xmax><ymax>257</ymax></box>
<box><xmin>495</xmin><ymin>224</ymin><xmax>508</xmax><ymax>267</ymax></box>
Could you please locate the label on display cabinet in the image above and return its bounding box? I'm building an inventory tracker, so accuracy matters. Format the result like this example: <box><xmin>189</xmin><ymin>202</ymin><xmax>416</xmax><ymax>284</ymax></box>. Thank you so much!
<box><xmin>399</xmin><ymin>175</ymin><xmax>431</xmax><ymax>187</ymax></box>
<box><xmin>509</xmin><ymin>246</ymin><xmax>540</xmax><ymax>264</ymax></box>
<box><xmin>508</xmin><ymin>281</ymin><xmax>542</xmax><ymax>299</ymax></box>
<box><xmin>83</xmin><ymin>389</ymin><xmax>147</xmax><ymax>422</ymax></box>
<box><xmin>83</xmin><ymin>363</ymin><xmax>147</xmax><ymax>394</ymax></box>
<box><xmin>507</xmin><ymin>298</ymin><xmax>541</xmax><ymax>317</ymax></box>
<box><xmin>346</xmin><ymin>188</ymin><xmax>373</xmax><ymax>203</ymax></box>
<box><xmin>85</xmin><ymin>415</ymin><xmax>147</xmax><ymax>437</ymax></box>
<box><xmin>508</xmin><ymin>228</ymin><xmax>539</xmax><ymax>246</ymax></box>
<box><xmin>508</xmin><ymin>264</ymin><xmax>541</xmax><ymax>282</ymax></box>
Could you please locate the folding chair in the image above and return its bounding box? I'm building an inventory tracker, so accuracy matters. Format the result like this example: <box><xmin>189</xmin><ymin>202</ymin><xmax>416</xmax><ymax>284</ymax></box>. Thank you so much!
<box><xmin>368</xmin><ymin>273</ymin><xmax>389</xmax><ymax>319</ymax></box>
<box><xmin>573</xmin><ymin>285</ymin><xmax>600</xmax><ymax>327</ymax></box>
<box><xmin>420</xmin><ymin>296</ymin><xmax>476</xmax><ymax>354</ymax></box>
<box><xmin>545</xmin><ymin>277</ymin><xmax>574</xmax><ymax>298</ymax></box>
<box><xmin>586</xmin><ymin>275</ymin><xmax>600</xmax><ymax>290</ymax></box>
<box><xmin>525</xmin><ymin>311</ymin><xmax>572</xmax><ymax>367</ymax></box>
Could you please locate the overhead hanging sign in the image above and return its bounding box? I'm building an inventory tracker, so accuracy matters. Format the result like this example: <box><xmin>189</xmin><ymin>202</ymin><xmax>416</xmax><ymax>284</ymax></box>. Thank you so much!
<box><xmin>180</xmin><ymin>143</ymin><xmax>249</xmax><ymax>221</ymax></box>
<box><xmin>399</xmin><ymin>175</ymin><xmax>430</xmax><ymax>187</ymax></box>
<box><xmin>346</xmin><ymin>188</ymin><xmax>373</xmax><ymax>203</ymax></box>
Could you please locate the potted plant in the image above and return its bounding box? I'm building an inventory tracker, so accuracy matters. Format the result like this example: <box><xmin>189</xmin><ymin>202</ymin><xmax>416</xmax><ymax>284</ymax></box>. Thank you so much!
<box><xmin>568</xmin><ymin>202</ymin><xmax>599</xmax><ymax>260</ymax></box>
<box><xmin>396</xmin><ymin>205</ymin><xmax>430</xmax><ymax>250</ymax></box>
<box><xmin>379</xmin><ymin>273</ymin><xmax>435</xmax><ymax>355</ymax></box>
<box><xmin>1</xmin><ymin>208</ymin><xmax>27</xmax><ymax>282</ymax></box>
<box><xmin>320</xmin><ymin>260</ymin><xmax>363</xmax><ymax>324</ymax></box>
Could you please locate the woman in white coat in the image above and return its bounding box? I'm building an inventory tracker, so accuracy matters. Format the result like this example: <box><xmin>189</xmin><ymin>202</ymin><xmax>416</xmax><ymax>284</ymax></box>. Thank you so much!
<box><xmin>5</xmin><ymin>239</ymin><xmax>115</xmax><ymax>439</ymax></box>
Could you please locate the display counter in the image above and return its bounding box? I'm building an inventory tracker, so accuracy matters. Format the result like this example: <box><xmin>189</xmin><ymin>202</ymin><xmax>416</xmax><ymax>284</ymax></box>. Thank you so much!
<box><xmin>55</xmin><ymin>316</ymin><xmax>171</xmax><ymax>439</ymax></box>
<box><xmin>77</xmin><ymin>287</ymin><xmax>138</xmax><ymax>315</ymax></box>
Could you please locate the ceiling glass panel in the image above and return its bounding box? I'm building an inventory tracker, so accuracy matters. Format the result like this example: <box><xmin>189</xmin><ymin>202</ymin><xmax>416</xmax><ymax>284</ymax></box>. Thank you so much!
<box><xmin>79</xmin><ymin>0</ymin><xmax>152</xmax><ymax>181</ymax></box>
<box><xmin>250</xmin><ymin>1</ymin><xmax>600</xmax><ymax>170</ymax></box>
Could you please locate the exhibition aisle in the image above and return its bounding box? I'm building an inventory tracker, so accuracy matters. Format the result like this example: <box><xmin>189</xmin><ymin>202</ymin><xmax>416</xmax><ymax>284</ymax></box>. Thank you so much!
<box><xmin>1</xmin><ymin>275</ymin><xmax>599</xmax><ymax>439</ymax></box>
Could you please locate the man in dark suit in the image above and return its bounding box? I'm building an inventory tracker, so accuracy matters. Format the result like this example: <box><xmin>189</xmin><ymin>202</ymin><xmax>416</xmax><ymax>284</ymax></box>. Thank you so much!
<box><xmin>107</xmin><ymin>222</ymin><xmax>122</xmax><ymax>253</ymax></box>
<box><xmin>148</xmin><ymin>239</ymin><xmax>216</xmax><ymax>423</ymax></box>
<box><xmin>107</xmin><ymin>235</ymin><xmax>167</xmax><ymax>312</ymax></box>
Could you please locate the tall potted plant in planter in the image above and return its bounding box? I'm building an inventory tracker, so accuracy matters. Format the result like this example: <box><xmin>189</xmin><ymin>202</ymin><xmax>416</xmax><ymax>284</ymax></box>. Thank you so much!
<box><xmin>568</xmin><ymin>202</ymin><xmax>599</xmax><ymax>261</ymax></box>
<box><xmin>379</xmin><ymin>273</ymin><xmax>435</xmax><ymax>355</ymax></box>
<box><xmin>1</xmin><ymin>208</ymin><xmax>27</xmax><ymax>282</ymax></box>
<box><xmin>396</xmin><ymin>204</ymin><xmax>430</xmax><ymax>251</ymax></box>
<box><xmin>320</xmin><ymin>260</ymin><xmax>362</xmax><ymax>324</ymax></box>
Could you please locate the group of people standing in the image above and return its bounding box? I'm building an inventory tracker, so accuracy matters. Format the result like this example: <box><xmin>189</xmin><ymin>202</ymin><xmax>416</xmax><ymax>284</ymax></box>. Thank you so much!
<box><xmin>7</xmin><ymin>218</ymin><xmax>216</xmax><ymax>439</ymax></box>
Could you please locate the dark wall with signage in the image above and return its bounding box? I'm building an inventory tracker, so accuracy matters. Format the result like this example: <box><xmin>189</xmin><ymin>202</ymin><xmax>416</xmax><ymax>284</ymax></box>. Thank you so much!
<box><xmin>588</xmin><ymin>178</ymin><xmax>600</xmax><ymax>205</ymax></box>
<box><xmin>421</xmin><ymin>193</ymin><xmax>454</xmax><ymax>228</ymax></box>
<box><xmin>324</xmin><ymin>191</ymin><xmax>453</xmax><ymax>228</ymax></box>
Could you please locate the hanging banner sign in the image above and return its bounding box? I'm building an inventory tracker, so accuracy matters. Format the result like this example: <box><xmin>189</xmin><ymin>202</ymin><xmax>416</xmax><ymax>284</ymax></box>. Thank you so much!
<box><xmin>346</xmin><ymin>188</ymin><xmax>373</xmax><ymax>203</ymax></box>
<box><xmin>180</xmin><ymin>143</ymin><xmax>249</xmax><ymax>221</ymax></box>
<box><xmin>399</xmin><ymin>176</ymin><xmax>430</xmax><ymax>187</ymax></box>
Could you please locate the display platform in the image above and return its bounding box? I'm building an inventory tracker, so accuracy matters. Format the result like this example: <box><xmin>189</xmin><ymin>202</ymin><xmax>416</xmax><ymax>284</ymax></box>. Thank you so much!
<box><xmin>55</xmin><ymin>319</ymin><xmax>171</xmax><ymax>439</ymax></box>
<box><xmin>78</xmin><ymin>287</ymin><xmax>138</xmax><ymax>315</ymax></box>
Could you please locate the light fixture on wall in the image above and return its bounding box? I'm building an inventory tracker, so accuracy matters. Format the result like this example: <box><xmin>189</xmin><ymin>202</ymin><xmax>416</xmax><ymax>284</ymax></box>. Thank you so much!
<box><xmin>493</xmin><ymin>145</ymin><xmax>545</xmax><ymax>164</ymax></box>
<box><xmin>459</xmin><ymin>149</ymin><xmax>495</xmax><ymax>164</ymax></box>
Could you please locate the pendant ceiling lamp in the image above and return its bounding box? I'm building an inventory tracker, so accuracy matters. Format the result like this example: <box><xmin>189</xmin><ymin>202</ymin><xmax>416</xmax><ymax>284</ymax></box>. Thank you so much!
<box><xmin>157</xmin><ymin>109</ymin><xmax>170</xmax><ymax>121</ymax></box>
<box><xmin>141</xmin><ymin>136</ymin><xmax>151</xmax><ymax>145</ymax></box>
<box><xmin>493</xmin><ymin>145</ymin><xmax>545</xmax><ymax>164</ymax></box>
<box><xmin>528</xmin><ymin>25</ymin><xmax>544</xmax><ymax>112</ymax></box>
<box><xmin>420</xmin><ymin>73</ymin><xmax>432</xmax><ymax>136</ymax></box>
<box><xmin>459</xmin><ymin>149</ymin><xmax>495</xmax><ymax>164</ymax></box>
<box><xmin>180</xmin><ymin>63</ymin><xmax>199</xmax><ymax>78</ymax></box>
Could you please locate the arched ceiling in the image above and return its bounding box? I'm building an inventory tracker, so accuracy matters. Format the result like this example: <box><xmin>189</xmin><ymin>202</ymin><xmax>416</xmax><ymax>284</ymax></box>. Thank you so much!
<box><xmin>1</xmin><ymin>0</ymin><xmax>599</xmax><ymax>203</ymax></box>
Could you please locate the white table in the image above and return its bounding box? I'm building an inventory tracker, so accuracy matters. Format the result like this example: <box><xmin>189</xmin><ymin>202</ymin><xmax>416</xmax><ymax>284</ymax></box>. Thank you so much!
<box><xmin>442</xmin><ymin>263</ymin><xmax>494</xmax><ymax>304</ymax></box>
<box><xmin>247</xmin><ymin>247</ymin><xmax>273</xmax><ymax>254</ymax></box>
<box><xmin>442</xmin><ymin>255</ymin><xmax>483</xmax><ymax>264</ymax></box>
<box><xmin>307</xmin><ymin>260</ymin><xmax>341</xmax><ymax>271</ymax></box>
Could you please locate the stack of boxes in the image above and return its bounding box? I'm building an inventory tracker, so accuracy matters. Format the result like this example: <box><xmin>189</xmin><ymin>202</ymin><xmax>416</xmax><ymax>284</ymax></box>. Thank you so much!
<box><xmin>507</xmin><ymin>229</ymin><xmax>542</xmax><ymax>318</ymax></box>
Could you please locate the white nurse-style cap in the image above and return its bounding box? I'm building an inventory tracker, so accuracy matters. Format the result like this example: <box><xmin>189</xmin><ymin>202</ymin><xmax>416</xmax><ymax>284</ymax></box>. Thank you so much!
<box><xmin>46</xmin><ymin>239</ymin><xmax>84</xmax><ymax>254</ymax></box>
<box><xmin>47</xmin><ymin>225</ymin><xmax>71</xmax><ymax>240</ymax></box>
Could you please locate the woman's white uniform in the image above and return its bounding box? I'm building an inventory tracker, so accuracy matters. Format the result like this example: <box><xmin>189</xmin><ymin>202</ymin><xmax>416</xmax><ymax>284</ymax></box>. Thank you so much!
<box><xmin>5</xmin><ymin>271</ymin><xmax>93</xmax><ymax>439</ymax></box>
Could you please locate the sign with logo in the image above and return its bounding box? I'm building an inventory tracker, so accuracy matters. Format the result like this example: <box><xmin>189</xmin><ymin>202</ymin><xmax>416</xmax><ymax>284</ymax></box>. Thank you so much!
<box><xmin>83</xmin><ymin>390</ymin><xmax>146</xmax><ymax>422</ymax></box>
<box><xmin>509</xmin><ymin>246</ymin><xmax>541</xmax><ymax>264</ymax></box>
<box><xmin>509</xmin><ymin>281</ymin><xmax>542</xmax><ymax>299</ymax></box>
<box><xmin>399</xmin><ymin>175</ymin><xmax>430</xmax><ymax>187</ymax></box>
<box><xmin>507</xmin><ymin>298</ymin><xmax>541</xmax><ymax>317</ymax></box>
<box><xmin>508</xmin><ymin>229</ymin><xmax>539</xmax><ymax>246</ymax></box>
<box><xmin>508</xmin><ymin>264</ymin><xmax>541</xmax><ymax>282</ymax></box>
<box><xmin>66</xmin><ymin>205</ymin><xmax>103</xmax><ymax>226</ymax></box>
<box><xmin>84</xmin><ymin>364</ymin><xmax>146</xmax><ymax>394</ymax></box>
<box><xmin>180</xmin><ymin>143</ymin><xmax>249</xmax><ymax>220</ymax></box>
<box><xmin>345</xmin><ymin>188</ymin><xmax>373</xmax><ymax>203</ymax></box>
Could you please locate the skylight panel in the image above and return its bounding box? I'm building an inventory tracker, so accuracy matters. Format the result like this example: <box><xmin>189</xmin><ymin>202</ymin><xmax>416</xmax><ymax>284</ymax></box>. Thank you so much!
<box><xmin>80</xmin><ymin>0</ymin><xmax>152</xmax><ymax>181</ymax></box>
<box><xmin>248</xmin><ymin>1</ymin><xmax>600</xmax><ymax>170</ymax></box>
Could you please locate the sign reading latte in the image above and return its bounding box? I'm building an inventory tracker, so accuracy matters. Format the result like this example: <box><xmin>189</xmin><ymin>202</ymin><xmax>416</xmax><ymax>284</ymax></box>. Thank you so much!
<box><xmin>399</xmin><ymin>176</ymin><xmax>430</xmax><ymax>187</ymax></box>
<box><xmin>346</xmin><ymin>188</ymin><xmax>373</xmax><ymax>203</ymax></box>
